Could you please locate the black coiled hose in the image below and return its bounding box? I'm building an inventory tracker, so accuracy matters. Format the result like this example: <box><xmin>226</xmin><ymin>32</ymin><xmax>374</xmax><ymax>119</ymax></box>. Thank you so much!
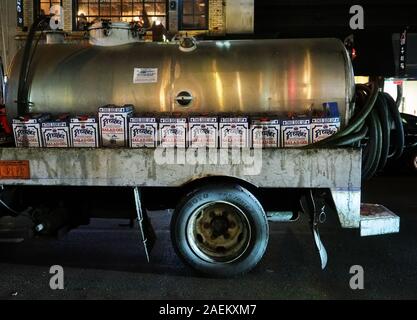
<box><xmin>385</xmin><ymin>92</ymin><xmax>405</xmax><ymax>161</ymax></box>
<box><xmin>309</xmin><ymin>82</ymin><xmax>405</xmax><ymax>180</ymax></box>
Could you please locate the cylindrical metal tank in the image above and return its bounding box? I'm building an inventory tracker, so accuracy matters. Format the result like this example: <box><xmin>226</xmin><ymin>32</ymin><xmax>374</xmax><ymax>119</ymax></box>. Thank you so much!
<box><xmin>6</xmin><ymin>38</ymin><xmax>354</xmax><ymax>124</ymax></box>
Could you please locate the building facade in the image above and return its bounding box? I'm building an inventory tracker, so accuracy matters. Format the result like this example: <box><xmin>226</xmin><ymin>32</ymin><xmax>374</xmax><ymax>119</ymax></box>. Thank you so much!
<box><xmin>1</xmin><ymin>0</ymin><xmax>253</xmax><ymax>70</ymax></box>
<box><xmin>23</xmin><ymin>0</ymin><xmax>219</xmax><ymax>34</ymax></box>
<box><xmin>18</xmin><ymin>0</ymin><xmax>254</xmax><ymax>35</ymax></box>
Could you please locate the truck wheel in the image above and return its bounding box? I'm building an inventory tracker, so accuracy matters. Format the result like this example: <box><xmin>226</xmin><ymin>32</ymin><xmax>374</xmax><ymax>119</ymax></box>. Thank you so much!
<box><xmin>171</xmin><ymin>184</ymin><xmax>269</xmax><ymax>277</ymax></box>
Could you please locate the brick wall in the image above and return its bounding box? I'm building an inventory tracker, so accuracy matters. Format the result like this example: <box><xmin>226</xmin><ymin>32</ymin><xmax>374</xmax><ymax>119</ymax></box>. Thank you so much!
<box><xmin>209</xmin><ymin>0</ymin><xmax>225</xmax><ymax>35</ymax></box>
<box><xmin>62</xmin><ymin>0</ymin><xmax>73</xmax><ymax>32</ymax></box>
<box><xmin>23</xmin><ymin>0</ymin><xmax>33</xmax><ymax>29</ymax></box>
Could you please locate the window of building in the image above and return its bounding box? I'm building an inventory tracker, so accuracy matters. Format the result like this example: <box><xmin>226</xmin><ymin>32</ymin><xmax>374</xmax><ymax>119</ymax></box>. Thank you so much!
<box><xmin>32</xmin><ymin>0</ymin><xmax>63</xmax><ymax>30</ymax></box>
<box><xmin>180</xmin><ymin>0</ymin><xmax>208</xmax><ymax>30</ymax></box>
<box><xmin>34</xmin><ymin>0</ymin><xmax>63</xmax><ymax>18</ymax></box>
<box><xmin>74</xmin><ymin>0</ymin><xmax>167</xmax><ymax>30</ymax></box>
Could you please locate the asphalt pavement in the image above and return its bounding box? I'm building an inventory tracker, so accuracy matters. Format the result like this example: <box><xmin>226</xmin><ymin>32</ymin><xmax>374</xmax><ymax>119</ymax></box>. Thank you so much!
<box><xmin>0</xmin><ymin>174</ymin><xmax>416</xmax><ymax>300</ymax></box>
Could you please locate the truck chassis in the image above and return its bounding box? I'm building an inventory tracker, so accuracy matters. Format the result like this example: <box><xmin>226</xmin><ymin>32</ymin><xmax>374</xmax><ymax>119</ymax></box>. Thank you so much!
<box><xmin>0</xmin><ymin>147</ymin><xmax>400</xmax><ymax>276</ymax></box>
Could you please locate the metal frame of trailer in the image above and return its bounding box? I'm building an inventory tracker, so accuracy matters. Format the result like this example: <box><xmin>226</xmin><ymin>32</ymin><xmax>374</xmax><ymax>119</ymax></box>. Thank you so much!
<box><xmin>0</xmin><ymin>146</ymin><xmax>401</xmax><ymax>274</ymax></box>
<box><xmin>0</xmin><ymin>147</ymin><xmax>399</xmax><ymax>235</ymax></box>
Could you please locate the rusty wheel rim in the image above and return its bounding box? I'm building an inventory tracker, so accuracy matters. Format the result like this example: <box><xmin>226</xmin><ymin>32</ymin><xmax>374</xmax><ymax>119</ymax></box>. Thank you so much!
<box><xmin>186</xmin><ymin>201</ymin><xmax>251</xmax><ymax>263</ymax></box>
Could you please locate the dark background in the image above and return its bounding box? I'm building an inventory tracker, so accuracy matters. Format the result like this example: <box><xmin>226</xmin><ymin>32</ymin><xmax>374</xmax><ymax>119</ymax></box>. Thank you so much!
<box><xmin>255</xmin><ymin>0</ymin><xmax>417</xmax><ymax>35</ymax></box>
<box><xmin>253</xmin><ymin>0</ymin><xmax>417</xmax><ymax>77</ymax></box>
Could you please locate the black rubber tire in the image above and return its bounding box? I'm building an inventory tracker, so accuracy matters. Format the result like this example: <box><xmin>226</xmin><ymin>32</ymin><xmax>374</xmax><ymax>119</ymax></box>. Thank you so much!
<box><xmin>171</xmin><ymin>184</ymin><xmax>269</xmax><ymax>278</ymax></box>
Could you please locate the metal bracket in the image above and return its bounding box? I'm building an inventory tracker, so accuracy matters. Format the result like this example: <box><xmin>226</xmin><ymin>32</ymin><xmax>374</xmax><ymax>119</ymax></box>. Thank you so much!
<box><xmin>133</xmin><ymin>187</ymin><xmax>156</xmax><ymax>262</ymax></box>
<box><xmin>300</xmin><ymin>190</ymin><xmax>328</xmax><ymax>270</ymax></box>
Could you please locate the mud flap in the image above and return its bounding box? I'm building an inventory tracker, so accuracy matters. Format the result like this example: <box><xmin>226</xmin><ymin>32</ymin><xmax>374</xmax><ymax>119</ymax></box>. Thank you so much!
<box><xmin>300</xmin><ymin>190</ymin><xmax>328</xmax><ymax>270</ymax></box>
<box><xmin>133</xmin><ymin>187</ymin><xmax>156</xmax><ymax>262</ymax></box>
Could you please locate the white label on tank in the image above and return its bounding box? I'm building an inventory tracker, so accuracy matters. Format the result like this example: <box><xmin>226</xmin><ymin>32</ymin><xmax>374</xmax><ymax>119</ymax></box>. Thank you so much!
<box><xmin>133</xmin><ymin>68</ymin><xmax>158</xmax><ymax>84</ymax></box>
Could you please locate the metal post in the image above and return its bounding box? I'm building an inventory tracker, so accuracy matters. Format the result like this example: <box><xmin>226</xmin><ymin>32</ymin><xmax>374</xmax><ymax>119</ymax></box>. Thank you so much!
<box><xmin>133</xmin><ymin>187</ymin><xmax>156</xmax><ymax>263</ymax></box>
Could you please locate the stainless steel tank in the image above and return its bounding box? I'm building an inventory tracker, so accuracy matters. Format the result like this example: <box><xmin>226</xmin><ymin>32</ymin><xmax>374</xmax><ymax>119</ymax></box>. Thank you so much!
<box><xmin>6</xmin><ymin>38</ymin><xmax>355</xmax><ymax>124</ymax></box>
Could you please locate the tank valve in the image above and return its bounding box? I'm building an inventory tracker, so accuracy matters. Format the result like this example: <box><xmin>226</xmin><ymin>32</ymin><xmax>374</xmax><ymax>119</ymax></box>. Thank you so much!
<box><xmin>176</xmin><ymin>91</ymin><xmax>193</xmax><ymax>106</ymax></box>
<box><xmin>179</xmin><ymin>36</ymin><xmax>197</xmax><ymax>52</ymax></box>
<box><xmin>102</xmin><ymin>20</ymin><xmax>112</xmax><ymax>37</ymax></box>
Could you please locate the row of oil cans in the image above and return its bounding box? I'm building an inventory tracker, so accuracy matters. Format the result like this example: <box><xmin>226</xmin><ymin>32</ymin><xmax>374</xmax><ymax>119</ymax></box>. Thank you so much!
<box><xmin>98</xmin><ymin>103</ymin><xmax>341</xmax><ymax>148</ymax></box>
<box><xmin>12</xmin><ymin>113</ymin><xmax>99</xmax><ymax>148</ymax></box>
<box><xmin>12</xmin><ymin>103</ymin><xmax>340</xmax><ymax>148</ymax></box>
